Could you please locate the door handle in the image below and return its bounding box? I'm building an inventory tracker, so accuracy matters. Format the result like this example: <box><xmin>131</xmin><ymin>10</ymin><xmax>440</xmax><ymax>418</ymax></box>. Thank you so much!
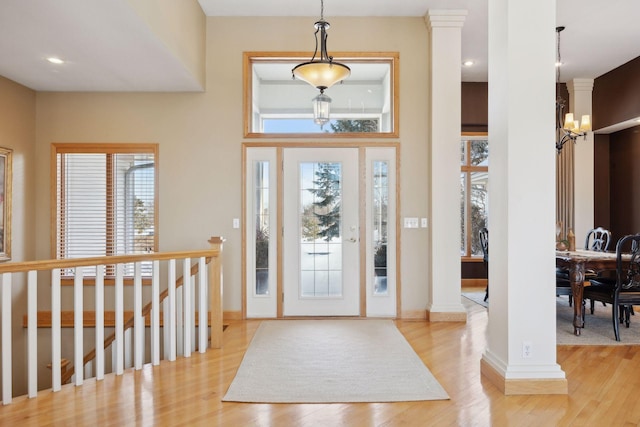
<box><xmin>347</xmin><ymin>237</ymin><xmax>357</xmax><ymax>243</ymax></box>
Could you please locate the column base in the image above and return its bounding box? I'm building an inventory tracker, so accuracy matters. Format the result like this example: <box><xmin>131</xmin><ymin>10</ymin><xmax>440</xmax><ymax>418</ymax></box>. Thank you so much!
<box><xmin>480</xmin><ymin>358</ymin><xmax>568</xmax><ymax>395</ymax></box>
<box><xmin>426</xmin><ymin>309</ymin><xmax>467</xmax><ymax>322</ymax></box>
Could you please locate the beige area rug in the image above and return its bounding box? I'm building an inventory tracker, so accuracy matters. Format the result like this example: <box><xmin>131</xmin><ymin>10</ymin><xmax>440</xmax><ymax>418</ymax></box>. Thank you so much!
<box><xmin>463</xmin><ymin>292</ymin><xmax>640</xmax><ymax>345</ymax></box>
<box><xmin>223</xmin><ymin>319</ymin><xmax>449</xmax><ymax>403</ymax></box>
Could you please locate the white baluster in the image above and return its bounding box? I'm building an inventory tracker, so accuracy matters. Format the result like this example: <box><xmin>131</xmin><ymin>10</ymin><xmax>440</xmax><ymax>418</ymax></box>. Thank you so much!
<box><xmin>168</xmin><ymin>259</ymin><xmax>176</xmax><ymax>361</ymax></box>
<box><xmin>176</xmin><ymin>286</ymin><xmax>183</xmax><ymax>357</ymax></box>
<box><xmin>183</xmin><ymin>258</ymin><xmax>192</xmax><ymax>358</ymax></box>
<box><xmin>115</xmin><ymin>264</ymin><xmax>124</xmax><ymax>375</ymax></box>
<box><xmin>163</xmin><ymin>298</ymin><xmax>169</xmax><ymax>360</ymax></box>
<box><xmin>95</xmin><ymin>265</ymin><xmax>105</xmax><ymax>380</ymax></box>
<box><xmin>27</xmin><ymin>270</ymin><xmax>38</xmax><ymax>398</ymax></box>
<box><xmin>74</xmin><ymin>268</ymin><xmax>84</xmax><ymax>386</ymax></box>
<box><xmin>51</xmin><ymin>269</ymin><xmax>61</xmax><ymax>392</ymax></box>
<box><xmin>134</xmin><ymin>262</ymin><xmax>143</xmax><ymax>370</ymax></box>
<box><xmin>1</xmin><ymin>273</ymin><xmax>12</xmax><ymax>404</ymax></box>
<box><xmin>111</xmin><ymin>343</ymin><xmax>117</xmax><ymax>373</ymax></box>
<box><xmin>124</xmin><ymin>329</ymin><xmax>132</xmax><ymax>369</ymax></box>
<box><xmin>151</xmin><ymin>260</ymin><xmax>160</xmax><ymax>365</ymax></box>
<box><xmin>198</xmin><ymin>257</ymin><xmax>208</xmax><ymax>353</ymax></box>
<box><xmin>191</xmin><ymin>275</ymin><xmax>196</xmax><ymax>353</ymax></box>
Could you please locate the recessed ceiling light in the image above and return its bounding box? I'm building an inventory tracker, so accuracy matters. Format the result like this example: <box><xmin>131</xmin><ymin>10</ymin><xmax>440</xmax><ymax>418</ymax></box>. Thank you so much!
<box><xmin>47</xmin><ymin>57</ymin><xmax>64</xmax><ymax>65</ymax></box>
<box><xmin>463</xmin><ymin>60</ymin><xmax>474</xmax><ymax>67</ymax></box>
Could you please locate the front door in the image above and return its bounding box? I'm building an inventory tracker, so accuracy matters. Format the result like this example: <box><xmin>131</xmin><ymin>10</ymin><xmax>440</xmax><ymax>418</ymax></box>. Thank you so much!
<box><xmin>283</xmin><ymin>148</ymin><xmax>360</xmax><ymax>316</ymax></box>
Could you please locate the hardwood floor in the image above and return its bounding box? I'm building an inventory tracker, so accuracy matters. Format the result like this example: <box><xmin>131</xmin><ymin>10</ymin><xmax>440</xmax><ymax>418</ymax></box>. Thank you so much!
<box><xmin>3</xmin><ymin>290</ymin><xmax>640</xmax><ymax>426</ymax></box>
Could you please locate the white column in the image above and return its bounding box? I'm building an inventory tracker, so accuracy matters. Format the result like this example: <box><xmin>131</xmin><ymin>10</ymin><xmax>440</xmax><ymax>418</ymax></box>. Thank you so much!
<box><xmin>481</xmin><ymin>0</ymin><xmax>567</xmax><ymax>394</ymax></box>
<box><xmin>425</xmin><ymin>10</ymin><xmax>467</xmax><ymax>321</ymax></box>
<box><xmin>568</xmin><ymin>78</ymin><xmax>595</xmax><ymax>241</ymax></box>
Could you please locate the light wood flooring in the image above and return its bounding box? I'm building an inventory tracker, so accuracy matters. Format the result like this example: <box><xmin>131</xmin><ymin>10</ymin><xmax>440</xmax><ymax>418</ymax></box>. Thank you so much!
<box><xmin>3</xmin><ymin>288</ymin><xmax>640</xmax><ymax>426</ymax></box>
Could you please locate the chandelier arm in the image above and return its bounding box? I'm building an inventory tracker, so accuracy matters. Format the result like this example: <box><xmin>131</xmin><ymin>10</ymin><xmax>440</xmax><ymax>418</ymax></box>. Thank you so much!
<box><xmin>310</xmin><ymin>27</ymin><xmax>320</xmax><ymax>62</ymax></box>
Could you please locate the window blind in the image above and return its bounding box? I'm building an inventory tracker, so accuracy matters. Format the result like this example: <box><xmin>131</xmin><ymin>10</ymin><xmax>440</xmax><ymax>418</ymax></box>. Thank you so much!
<box><xmin>55</xmin><ymin>145</ymin><xmax>157</xmax><ymax>276</ymax></box>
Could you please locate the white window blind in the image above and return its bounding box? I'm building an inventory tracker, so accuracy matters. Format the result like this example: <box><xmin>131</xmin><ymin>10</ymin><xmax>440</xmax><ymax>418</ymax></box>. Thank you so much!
<box><xmin>55</xmin><ymin>144</ymin><xmax>157</xmax><ymax>276</ymax></box>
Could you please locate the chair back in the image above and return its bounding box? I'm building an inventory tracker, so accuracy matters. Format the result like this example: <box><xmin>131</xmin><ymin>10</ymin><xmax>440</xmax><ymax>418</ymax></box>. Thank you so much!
<box><xmin>479</xmin><ymin>227</ymin><xmax>489</xmax><ymax>263</ymax></box>
<box><xmin>615</xmin><ymin>234</ymin><xmax>640</xmax><ymax>292</ymax></box>
<box><xmin>585</xmin><ymin>227</ymin><xmax>611</xmax><ymax>252</ymax></box>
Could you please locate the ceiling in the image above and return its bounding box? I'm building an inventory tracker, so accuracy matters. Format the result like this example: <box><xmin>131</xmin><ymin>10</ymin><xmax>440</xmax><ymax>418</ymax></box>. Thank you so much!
<box><xmin>0</xmin><ymin>0</ymin><xmax>639</xmax><ymax>91</ymax></box>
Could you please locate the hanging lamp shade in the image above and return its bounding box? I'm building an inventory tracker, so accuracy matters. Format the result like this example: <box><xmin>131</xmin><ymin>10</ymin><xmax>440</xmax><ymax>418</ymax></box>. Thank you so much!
<box><xmin>292</xmin><ymin>1</ymin><xmax>350</xmax><ymax>91</ymax></box>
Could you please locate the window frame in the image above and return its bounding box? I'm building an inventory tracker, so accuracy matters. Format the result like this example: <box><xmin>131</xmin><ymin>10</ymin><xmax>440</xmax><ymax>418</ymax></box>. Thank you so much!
<box><xmin>461</xmin><ymin>134</ymin><xmax>488</xmax><ymax>261</ymax></box>
<box><xmin>243</xmin><ymin>52</ymin><xmax>400</xmax><ymax>139</ymax></box>
<box><xmin>51</xmin><ymin>142</ymin><xmax>159</xmax><ymax>282</ymax></box>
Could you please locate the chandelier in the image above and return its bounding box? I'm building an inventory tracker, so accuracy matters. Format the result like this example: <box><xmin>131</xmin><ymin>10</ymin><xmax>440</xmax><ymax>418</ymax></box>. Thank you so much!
<box><xmin>555</xmin><ymin>26</ymin><xmax>591</xmax><ymax>153</ymax></box>
<box><xmin>292</xmin><ymin>0</ymin><xmax>350</xmax><ymax>127</ymax></box>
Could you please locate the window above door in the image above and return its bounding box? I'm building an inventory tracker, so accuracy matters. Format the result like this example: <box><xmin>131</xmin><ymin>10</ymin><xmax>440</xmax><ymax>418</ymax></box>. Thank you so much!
<box><xmin>243</xmin><ymin>52</ymin><xmax>399</xmax><ymax>138</ymax></box>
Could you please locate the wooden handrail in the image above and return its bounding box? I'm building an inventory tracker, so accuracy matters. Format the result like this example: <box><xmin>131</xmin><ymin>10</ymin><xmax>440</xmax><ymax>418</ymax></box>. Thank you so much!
<box><xmin>0</xmin><ymin>249</ymin><xmax>220</xmax><ymax>274</ymax></box>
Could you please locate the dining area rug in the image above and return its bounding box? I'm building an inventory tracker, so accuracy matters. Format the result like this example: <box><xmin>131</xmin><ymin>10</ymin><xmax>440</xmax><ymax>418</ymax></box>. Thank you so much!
<box><xmin>222</xmin><ymin>319</ymin><xmax>449</xmax><ymax>403</ymax></box>
<box><xmin>463</xmin><ymin>291</ymin><xmax>640</xmax><ymax>345</ymax></box>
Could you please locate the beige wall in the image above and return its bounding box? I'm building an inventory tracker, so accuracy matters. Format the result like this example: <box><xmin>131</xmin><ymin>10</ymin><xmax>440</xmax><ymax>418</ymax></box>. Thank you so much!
<box><xmin>0</xmin><ymin>75</ymin><xmax>36</xmax><ymax>396</ymax></box>
<box><xmin>127</xmin><ymin>0</ymin><xmax>206</xmax><ymax>88</ymax></box>
<box><xmin>33</xmin><ymin>16</ymin><xmax>432</xmax><ymax>315</ymax></box>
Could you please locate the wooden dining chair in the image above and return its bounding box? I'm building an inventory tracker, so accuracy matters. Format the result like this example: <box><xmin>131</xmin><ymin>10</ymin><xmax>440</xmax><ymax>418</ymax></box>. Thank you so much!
<box><xmin>583</xmin><ymin>233</ymin><xmax>640</xmax><ymax>341</ymax></box>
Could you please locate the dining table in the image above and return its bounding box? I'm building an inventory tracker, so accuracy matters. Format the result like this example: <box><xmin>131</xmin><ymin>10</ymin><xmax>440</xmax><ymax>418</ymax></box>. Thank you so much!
<box><xmin>555</xmin><ymin>249</ymin><xmax>622</xmax><ymax>336</ymax></box>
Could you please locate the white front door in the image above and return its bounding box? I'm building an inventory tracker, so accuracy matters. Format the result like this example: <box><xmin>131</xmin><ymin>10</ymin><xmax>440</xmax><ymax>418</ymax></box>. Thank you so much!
<box><xmin>283</xmin><ymin>148</ymin><xmax>360</xmax><ymax>316</ymax></box>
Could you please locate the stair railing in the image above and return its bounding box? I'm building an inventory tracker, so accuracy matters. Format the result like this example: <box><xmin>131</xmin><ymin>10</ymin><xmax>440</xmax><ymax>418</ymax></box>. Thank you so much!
<box><xmin>0</xmin><ymin>236</ymin><xmax>224</xmax><ymax>405</ymax></box>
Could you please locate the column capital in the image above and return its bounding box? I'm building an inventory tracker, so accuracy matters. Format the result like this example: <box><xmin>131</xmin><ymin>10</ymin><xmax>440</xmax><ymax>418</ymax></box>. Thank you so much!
<box><xmin>567</xmin><ymin>78</ymin><xmax>594</xmax><ymax>93</ymax></box>
<box><xmin>425</xmin><ymin>10</ymin><xmax>467</xmax><ymax>29</ymax></box>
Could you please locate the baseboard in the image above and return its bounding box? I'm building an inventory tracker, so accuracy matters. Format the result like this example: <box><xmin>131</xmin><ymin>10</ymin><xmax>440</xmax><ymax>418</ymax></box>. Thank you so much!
<box><xmin>399</xmin><ymin>310</ymin><xmax>427</xmax><ymax>320</ymax></box>
<box><xmin>223</xmin><ymin>311</ymin><xmax>243</xmax><ymax>321</ymax></box>
<box><xmin>462</xmin><ymin>279</ymin><xmax>487</xmax><ymax>287</ymax></box>
<box><xmin>480</xmin><ymin>359</ymin><xmax>568</xmax><ymax>395</ymax></box>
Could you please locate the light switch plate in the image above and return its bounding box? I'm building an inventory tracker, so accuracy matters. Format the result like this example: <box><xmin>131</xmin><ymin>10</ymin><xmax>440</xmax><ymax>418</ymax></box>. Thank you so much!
<box><xmin>404</xmin><ymin>217</ymin><xmax>419</xmax><ymax>228</ymax></box>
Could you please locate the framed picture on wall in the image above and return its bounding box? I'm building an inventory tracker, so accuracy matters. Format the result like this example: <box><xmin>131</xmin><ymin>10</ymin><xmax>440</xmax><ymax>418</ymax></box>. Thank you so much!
<box><xmin>0</xmin><ymin>147</ymin><xmax>12</xmax><ymax>261</ymax></box>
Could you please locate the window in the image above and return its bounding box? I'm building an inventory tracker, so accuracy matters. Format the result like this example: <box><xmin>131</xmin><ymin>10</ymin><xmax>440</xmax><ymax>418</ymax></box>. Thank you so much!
<box><xmin>460</xmin><ymin>137</ymin><xmax>488</xmax><ymax>258</ymax></box>
<box><xmin>53</xmin><ymin>143</ymin><xmax>158</xmax><ymax>277</ymax></box>
<box><xmin>244</xmin><ymin>52</ymin><xmax>399</xmax><ymax>137</ymax></box>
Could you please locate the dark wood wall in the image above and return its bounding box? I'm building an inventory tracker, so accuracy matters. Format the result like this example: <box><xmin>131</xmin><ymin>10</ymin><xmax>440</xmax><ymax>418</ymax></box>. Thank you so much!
<box><xmin>593</xmin><ymin>56</ymin><xmax>640</xmax><ymax>242</ymax></box>
<box><xmin>593</xmin><ymin>57</ymin><xmax>640</xmax><ymax>129</ymax></box>
<box><xmin>462</xmin><ymin>82</ymin><xmax>488</xmax><ymax>134</ymax></box>
<box><xmin>607</xmin><ymin>127</ymin><xmax>640</xmax><ymax>243</ymax></box>
<box><xmin>594</xmin><ymin>133</ymin><xmax>611</xmax><ymax>231</ymax></box>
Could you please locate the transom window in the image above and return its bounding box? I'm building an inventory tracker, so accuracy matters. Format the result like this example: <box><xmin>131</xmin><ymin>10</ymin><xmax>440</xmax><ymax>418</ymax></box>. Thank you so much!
<box><xmin>244</xmin><ymin>52</ymin><xmax>399</xmax><ymax>138</ymax></box>
<box><xmin>53</xmin><ymin>143</ymin><xmax>158</xmax><ymax>277</ymax></box>
<box><xmin>460</xmin><ymin>137</ymin><xmax>488</xmax><ymax>258</ymax></box>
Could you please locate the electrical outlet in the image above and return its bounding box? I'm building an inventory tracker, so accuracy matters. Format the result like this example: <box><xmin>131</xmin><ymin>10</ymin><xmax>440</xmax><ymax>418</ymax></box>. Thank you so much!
<box><xmin>522</xmin><ymin>341</ymin><xmax>532</xmax><ymax>359</ymax></box>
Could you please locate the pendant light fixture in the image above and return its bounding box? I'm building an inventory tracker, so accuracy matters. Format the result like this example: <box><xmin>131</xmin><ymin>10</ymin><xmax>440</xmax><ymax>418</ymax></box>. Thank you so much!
<box><xmin>292</xmin><ymin>0</ymin><xmax>350</xmax><ymax>127</ymax></box>
<box><xmin>313</xmin><ymin>92</ymin><xmax>332</xmax><ymax>128</ymax></box>
<box><xmin>555</xmin><ymin>26</ymin><xmax>591</xmax><ymax>153</ymax></box>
